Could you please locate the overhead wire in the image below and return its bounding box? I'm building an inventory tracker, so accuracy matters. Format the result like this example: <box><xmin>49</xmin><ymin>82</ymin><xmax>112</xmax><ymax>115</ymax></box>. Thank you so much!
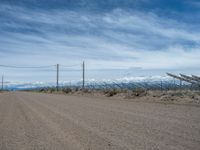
<box><xmin>60</xmin><ymin>64</ymin><xmax>81</xmax><ymax>68</ymax></box>
<box><xmin>0</xmin><ymin>64</ymin><xmax>56</xmax><ymax>69</ymax></box>
<box><xmin>0</xmin><ymin>64</ymin><xmax>82</xmax><ymax>69</ymax></box>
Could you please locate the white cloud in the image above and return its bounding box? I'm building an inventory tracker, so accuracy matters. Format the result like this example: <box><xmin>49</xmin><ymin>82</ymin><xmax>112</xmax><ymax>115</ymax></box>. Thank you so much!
<box><xmin>0</xmin><ymin>4</ymin><xmax>200</xmax><ymax>72</ymax></box>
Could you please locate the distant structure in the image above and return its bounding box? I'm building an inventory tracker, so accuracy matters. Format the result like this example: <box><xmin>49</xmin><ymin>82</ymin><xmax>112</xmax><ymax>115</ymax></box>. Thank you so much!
<box><xmin>167</xmin><ymin>73</ymin><xmax>200</xmax><ymax>87</ymax></box>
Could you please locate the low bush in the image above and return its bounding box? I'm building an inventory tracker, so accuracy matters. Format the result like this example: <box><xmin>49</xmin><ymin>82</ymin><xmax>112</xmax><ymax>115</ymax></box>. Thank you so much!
<box><xmin>81</xmin><ymin>88</ymin><xmax>91</xmax><ymax>93</ymax></box>
<box><xmin>104</xmin><ymin>89</ymin><xmax>119</xmax><ymax>97</ymax></box>
<box><xmin>132</xmin><ymin>88</ymin><xmax>147</xmax><ymax>97</ymax></box>
<box><xmin>62</xmin><ymin>88</ymin><xmax>72</xmax><ymax>94</ymax></box>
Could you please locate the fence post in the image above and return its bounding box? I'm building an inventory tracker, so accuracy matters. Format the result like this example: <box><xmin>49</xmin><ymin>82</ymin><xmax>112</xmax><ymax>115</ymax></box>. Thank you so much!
<box><xmin>82</xmin><ymin>61</ymin><xmax>85</xmax><ymax>89</ymax></box>
<box><xmin>56</xmin><ymin>64</ymin><xmax>59</xmax><ymax>91</ymax></box>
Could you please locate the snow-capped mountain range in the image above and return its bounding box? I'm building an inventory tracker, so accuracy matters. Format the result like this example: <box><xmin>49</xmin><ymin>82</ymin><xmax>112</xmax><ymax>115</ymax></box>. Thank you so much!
<box><xmin>2</xmin><ymin>75</ymin><xmax>175</xmax><ymax>90</ymax></box>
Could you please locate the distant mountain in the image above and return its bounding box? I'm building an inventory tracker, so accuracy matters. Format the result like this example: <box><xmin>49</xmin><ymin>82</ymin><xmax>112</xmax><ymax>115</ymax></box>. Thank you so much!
<box><xmin>3</xmin><ymin>75</ymin><xmax>175</xmax><ymax>90</ymax></box>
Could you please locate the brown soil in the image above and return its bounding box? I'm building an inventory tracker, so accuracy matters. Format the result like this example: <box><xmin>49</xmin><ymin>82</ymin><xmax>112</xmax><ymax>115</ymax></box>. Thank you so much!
<box><xmin>0</xmin><ymin>92</ymin><xmax>200</xmax><ymax>150</ymax></box>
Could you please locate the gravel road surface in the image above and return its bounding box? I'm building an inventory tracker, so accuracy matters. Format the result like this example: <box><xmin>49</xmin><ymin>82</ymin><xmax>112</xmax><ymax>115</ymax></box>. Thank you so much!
<box><xmin>0</xmin><ymin>92</ymin><xmax>200</xmax><ymax>150</ymax></box>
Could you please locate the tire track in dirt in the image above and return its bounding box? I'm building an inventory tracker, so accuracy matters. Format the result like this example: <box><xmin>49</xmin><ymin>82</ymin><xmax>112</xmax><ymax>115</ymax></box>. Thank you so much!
<box><xmin>15</xmin><ymin>94</ymin><xmax>83</xmax><ymax>150</ymax></box>
<box><xmin>0</xmin><ymin>94</ymin><xmax>23</xmax><ymax>150</ymax></box>
<box><xmin>19</xmin><ymin>94</ymin><xmax>129</xmax><ymax>150</ymax></box>
<box><xmin>21</xmin><ymin>94</ymin><xmax>165</xmax><ymax>149</ymax></box>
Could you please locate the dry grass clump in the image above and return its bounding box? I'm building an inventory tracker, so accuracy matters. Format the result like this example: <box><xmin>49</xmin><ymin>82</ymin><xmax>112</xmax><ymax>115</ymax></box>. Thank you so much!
<box><xmin>125</xmin><ymin>88</ymin><xmax>147</xmax><ymax>98</ymax></box>
<box><xmin>62</xmin><ymin>88</ymin><xmax>72</xmax><ymax>94</ymax></box>
<box><xmin>102</xmin><ymin>88</ymin><xmax>147</xmax><ymax>97</ymax></box>
<box><xmin>38</xmin><ymin>87</ymin><xmax>62</xmax><ymax>93</ymax></box>
<box><xmin>131</xmin><ymin>88</ymin><xmax>147</xmax><ymax>97</ymax></box>
<box><xmin>103</xmin><ymin>89</ymin><xmax>120</xmax><ymax>97</ymax></box>
<box><xmin>72</xmin><ymin>88</ymin><xmax>93</xmax><ymax>95</ymax></box>
<box><xmin>153</xmin><ymin>90</ymin><xmax>200</xmax><ymax>104</ymax></box>
<box><xmin>81</xmin><ymin>88</ymin><xmax>92</xmax><ymax>93</ymax></box>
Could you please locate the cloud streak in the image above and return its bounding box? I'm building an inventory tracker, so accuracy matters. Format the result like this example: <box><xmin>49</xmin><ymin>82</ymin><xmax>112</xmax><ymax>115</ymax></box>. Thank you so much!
<box><xmin>0</xmin><ymin>1</ymin><xmax>200</xmax><ymax>83</ymax></box>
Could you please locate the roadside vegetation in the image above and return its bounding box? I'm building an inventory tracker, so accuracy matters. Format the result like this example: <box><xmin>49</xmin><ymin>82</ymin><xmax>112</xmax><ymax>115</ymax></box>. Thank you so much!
<box><xmin>23</xmin><ymin>86</ymin><xmax>200</xmax><ymax>105</ymax></box>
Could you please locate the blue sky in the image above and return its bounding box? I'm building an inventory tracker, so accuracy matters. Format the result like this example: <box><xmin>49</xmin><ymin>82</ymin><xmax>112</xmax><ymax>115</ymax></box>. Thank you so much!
<box><xmin>0</xmin><ymin>0</ymin><xmax>200</xmax><ymax>82</ymax></box>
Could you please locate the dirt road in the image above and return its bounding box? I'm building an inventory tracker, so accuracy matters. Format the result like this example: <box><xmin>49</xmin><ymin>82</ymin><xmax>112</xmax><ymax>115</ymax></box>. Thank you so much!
<box><xmin>0</xmin><ymin>92</ymin><xmax>200</xmax><ymax>150</ymax></box>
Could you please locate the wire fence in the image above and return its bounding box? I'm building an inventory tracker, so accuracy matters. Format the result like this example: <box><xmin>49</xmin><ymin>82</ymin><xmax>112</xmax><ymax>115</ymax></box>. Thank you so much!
<box><xmin>0</xmin><ymin>62</ymin><xmax>199</xmax><ymax>91</ymax></box>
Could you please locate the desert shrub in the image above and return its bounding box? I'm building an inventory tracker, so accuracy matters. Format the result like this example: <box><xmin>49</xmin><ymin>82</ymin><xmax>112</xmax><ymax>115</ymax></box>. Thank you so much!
<box><xmin>104</xmin><ymin>89</ymin><xmax>119</xmax><ymax>97</ymax></box>
<box><xmin>39</xmin><ymin>88</ymin><xmax>46</xmax><ymax>92</ymax></box>
<box><xmin>74</xmin><ymin>87</ymin><xmax>79</xmax><ymax>92</ymax></box>
<box><xmin>160</xmin><ymin>95</ymin><xmax>175</xmax><ymax>101</ymax></box>
<box><xmin>49</xmin><ymin>88</ymin><xmax>56</xmax><ymax>93</ymax></box>
<box><xmin>62</xmin><ymin>88</ymin><xmax>72</xmax><ymax>94</ymax></box>
<box><xmin>170</xmin><ymin>92</ymin><xmax>184</xmax><ymax>97</ymax></box>
<box><xmin>132</xmin><ymin>88</ymin><xmax>147</xmax><ymax>97</ymax></box>
<box><xmin>81</xmin><ymin>88</ymin><xmax>91</xmax><ymax>93</ymax></box>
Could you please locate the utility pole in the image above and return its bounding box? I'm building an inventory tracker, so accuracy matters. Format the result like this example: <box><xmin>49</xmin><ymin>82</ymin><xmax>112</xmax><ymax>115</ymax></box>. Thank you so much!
<box><xmin>1</xmin><ymin>75</ymin><xmax>3</xmax><ymax>91</ymax></box>
<box><xmin>173</xmin><ymin>77</ymin><xmax>176</xmax><ymax>90</ymax></box>
<box><xmin>56</xmin><ymin>64</ymin><xmax>59</xmax><ymax>91</ymax></box>
<box><xmin>180</xmin><ymin>80</ymin><xmax>182</xmax><ymax>89</ymax></box>
<box><xmin>82</xmin><ymin>61</ymin><xmax>85</xmax><ymax>89</ymax></box>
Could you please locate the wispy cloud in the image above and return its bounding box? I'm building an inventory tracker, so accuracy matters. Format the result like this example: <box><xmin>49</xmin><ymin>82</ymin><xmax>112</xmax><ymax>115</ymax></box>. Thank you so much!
<box><xmin>0</xmin><ymin>2</ymin><xmax>200</xmax><ymax>74</ymax></box>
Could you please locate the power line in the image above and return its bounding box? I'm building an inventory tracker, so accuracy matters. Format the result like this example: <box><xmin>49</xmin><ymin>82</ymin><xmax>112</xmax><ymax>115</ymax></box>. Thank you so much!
<box><xmin>0</xmin><ymin>65</ymin><xmax>56</xmax><ymax>69</ymax></box>
<box><xmin>0</xmin><ymin>64</ymin><xmax>82</xmax><ymax>69</ymax></box>
<box><xmin>60</xmin><ymin>64</ymin><xmax>81</xmax><ymax>68</ymax></box>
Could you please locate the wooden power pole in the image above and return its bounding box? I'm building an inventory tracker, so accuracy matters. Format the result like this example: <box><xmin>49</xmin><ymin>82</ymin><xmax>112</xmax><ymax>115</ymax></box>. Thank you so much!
<box><xmin>82</xmin><ymin>61</ymin><xmax>85</xmax><ymax>89</ymax></box>
<box><xmin>56</xmin><ymin>64</ymin><xmax>59</xmax><ymax>91</ymax></box>
<box><xmin>1</xmin><ymin>75</ymin><xmax>3</xmax><ymax>91</ymax></box>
